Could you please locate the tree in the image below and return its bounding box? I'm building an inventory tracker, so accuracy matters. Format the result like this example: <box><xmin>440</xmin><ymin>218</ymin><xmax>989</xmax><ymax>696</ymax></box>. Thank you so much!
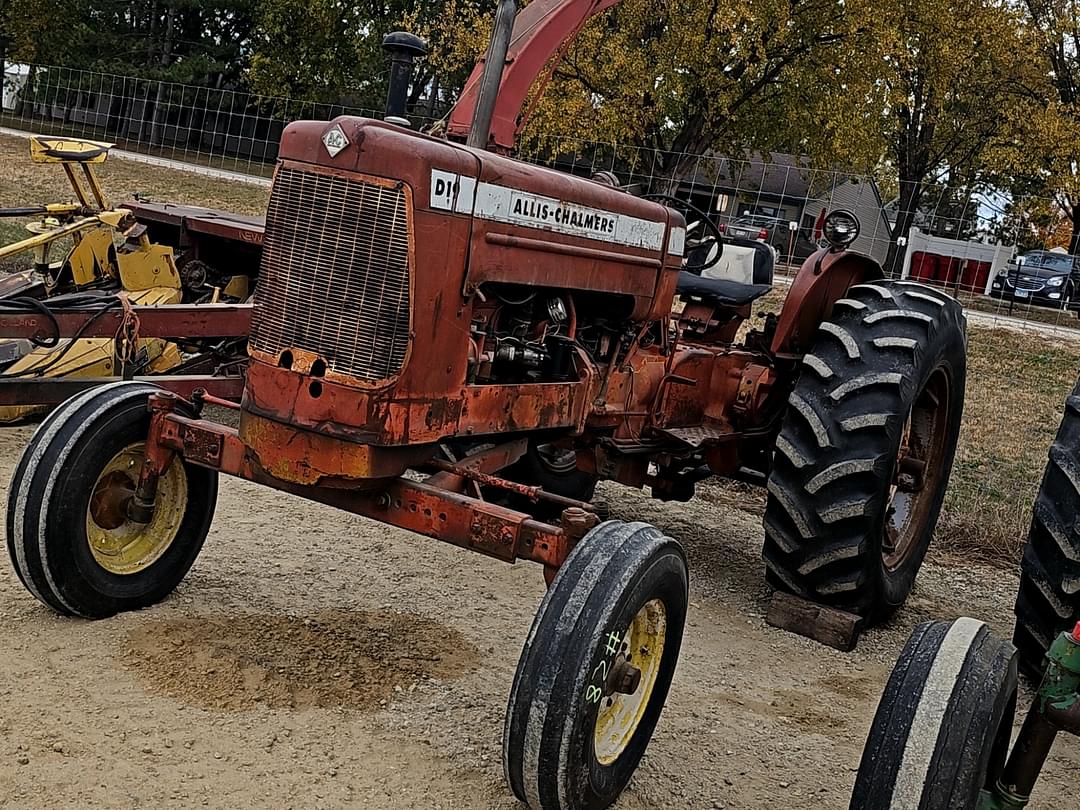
<box><xmin>1003</xmin><ymin>1</ymin><xmax>1080</xmax><ymax>254</ymax></box>
<box><xmin>248</xmin><ymin>0</ymin><xmax>494</xmax><ymax>114</ymax></box>
<box><xmin>515</xmin><ymin>0</ymin><xmax>878</xmax><ymax>188</ymax></box>
<box><xmin>858</xmin><ymin>0</ymin><xmax>1031</xmax><ymax>273</ymax></box>
<box><xmin>4</xmin><ymin>2</ymin><xmax>256</xmax><ymax>86</ymax></box>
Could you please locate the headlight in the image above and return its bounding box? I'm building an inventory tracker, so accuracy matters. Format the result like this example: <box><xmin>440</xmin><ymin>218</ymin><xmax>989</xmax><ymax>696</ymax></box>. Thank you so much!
<box><xmin>1047</xmin><ymin>276</ymin><xmax>1066</xmax><ymax>287</ymax></box>
<box><xmin>822</xmin><ymin>209</ymin><xmax>860</xmax><ymax>249</ymax></box>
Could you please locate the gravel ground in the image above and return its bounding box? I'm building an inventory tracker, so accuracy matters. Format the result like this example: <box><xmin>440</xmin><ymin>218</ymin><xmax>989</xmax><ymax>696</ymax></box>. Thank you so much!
<box><xmin>1</xmin><ymin>423</ymin><xmax>1077</xmax><ymax>809</ymax></box>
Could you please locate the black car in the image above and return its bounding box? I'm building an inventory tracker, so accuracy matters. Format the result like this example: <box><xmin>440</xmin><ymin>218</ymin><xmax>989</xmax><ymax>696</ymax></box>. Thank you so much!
<box><xmin>720</xmin><ymin>214</ymin><xmax>822</xmax><ymax>262</ymax></box>
<box><xmin>989</xmin><ymin>250</ymin><xmax>1080</xmax><ymax>308</ymax></box>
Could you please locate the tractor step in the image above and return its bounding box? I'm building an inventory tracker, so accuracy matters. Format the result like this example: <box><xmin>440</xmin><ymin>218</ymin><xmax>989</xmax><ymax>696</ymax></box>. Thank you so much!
<box><xmin>765</xmin><ymin>591</ymin><xmax>864</xmax><ymax>651</ymax></box>
<box><xmin>654</xmin><ymin>424</ymin><xmax>729</xmax><ymax>448</ymax></box>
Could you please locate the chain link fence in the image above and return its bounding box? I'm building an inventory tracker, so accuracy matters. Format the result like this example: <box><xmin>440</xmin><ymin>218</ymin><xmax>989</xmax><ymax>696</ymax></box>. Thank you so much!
<box><xmin>2</xmin><ymin>62</ymin><xmax>1078</xmax><ymax>565</ymax></box>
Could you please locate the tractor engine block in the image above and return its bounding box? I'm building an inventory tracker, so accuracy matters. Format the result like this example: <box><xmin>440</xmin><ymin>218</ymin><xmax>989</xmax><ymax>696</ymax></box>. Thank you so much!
<box><xmin>238</xmin><ymin>116</ymin><xmax>685</xmax><ymax>485</ymax></box>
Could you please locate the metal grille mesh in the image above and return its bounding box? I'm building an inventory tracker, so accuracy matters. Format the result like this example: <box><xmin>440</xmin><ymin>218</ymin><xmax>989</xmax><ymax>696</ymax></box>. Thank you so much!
<box><xmin>1012</xmin><ymin>277</ymin><xmax>1044</xmax><ymax>292</ymax></box>
<box><xmin>251</xmin><ymin>167</ymin><xmax>411</xmax><ymax>382</ymax></box>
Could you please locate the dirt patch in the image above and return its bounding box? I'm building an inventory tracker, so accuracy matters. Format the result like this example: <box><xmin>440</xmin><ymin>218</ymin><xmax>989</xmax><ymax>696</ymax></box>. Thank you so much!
<box><xmin>123</xmin><ymin>610</ymin><xmax>479</xmax><ymax>711</ymax></box>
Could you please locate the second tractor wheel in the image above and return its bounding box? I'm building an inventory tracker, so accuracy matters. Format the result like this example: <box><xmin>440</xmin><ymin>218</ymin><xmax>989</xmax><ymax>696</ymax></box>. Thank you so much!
<box><xmin>763</xmin><ymin>280</ymin><xmax>965</xmax><ymax>621</ymax></box>
<box><xmin>850</xmin><ymin>618</ymin><xmax>1017</xmax><ymax>809</ymax></box>
<box><xmin>504</xmin><ymin>520</ymin><xmax>688</xmax><ymax>810</ymax></box>
<box><xmin>1013</xmin><ymin>377</ymin><xmax>1080</xmax><ymax>677</ymax></box>
<box><xmin>7</xmin><ymin>381</ymin><xmax>218</xmax><ymax>618</ymax></box>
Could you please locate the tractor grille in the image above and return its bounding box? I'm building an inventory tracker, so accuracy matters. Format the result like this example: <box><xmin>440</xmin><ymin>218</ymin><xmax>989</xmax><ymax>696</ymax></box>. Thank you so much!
<box><xmin>251</xmin><ymin>166</ymin><xmax>412</xmax><ymax>382</ymax></box>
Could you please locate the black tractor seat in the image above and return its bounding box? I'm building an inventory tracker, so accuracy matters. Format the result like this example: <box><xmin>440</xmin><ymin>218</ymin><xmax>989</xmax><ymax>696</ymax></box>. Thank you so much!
<box><xmin>676</xmin><ymin>272</ymin><xmax>772</xmax><ymax>308</ymax></box>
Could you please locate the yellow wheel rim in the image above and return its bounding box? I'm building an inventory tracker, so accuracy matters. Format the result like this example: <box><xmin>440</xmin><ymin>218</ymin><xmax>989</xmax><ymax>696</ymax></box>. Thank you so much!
<box><xmin>85</xmin><ymin>442</ymin><xmax>187</xmax><ymax>575</ymax></box>
<box><xmin>593</xmin><ymin>599</ymin><xmax>667</xmax><ymax>765</ymax></box>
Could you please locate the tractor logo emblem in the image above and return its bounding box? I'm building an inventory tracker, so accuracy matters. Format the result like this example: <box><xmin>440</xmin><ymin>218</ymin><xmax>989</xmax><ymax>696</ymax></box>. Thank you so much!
<box><xmin>322</xmin><ymin>125</ymin><xmax>349</xmax><ymax>158</ymax></box>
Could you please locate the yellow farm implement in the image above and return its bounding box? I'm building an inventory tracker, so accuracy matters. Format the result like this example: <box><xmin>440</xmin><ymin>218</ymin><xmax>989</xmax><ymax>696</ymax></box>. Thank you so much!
<box><xmin>0</xmin><ymin>136</ymin><xmax>252</xmax><ymax>420</ymax></box>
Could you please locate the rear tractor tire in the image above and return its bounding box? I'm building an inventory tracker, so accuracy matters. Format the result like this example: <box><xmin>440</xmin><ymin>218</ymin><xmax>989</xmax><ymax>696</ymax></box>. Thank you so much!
<box><xmin>504</xmin><ymin>520</ymin><xmax>688</xmax><ymax>810</ymax></box>
<box><xmin>850</xmin><ymin>618</ymin><xmax>1017</xmax><ymax>809</ymax></box>
<box><xmin>763</xmin><ymin>281</ymin><xmax>966</xmax><ymax>621</ymax></box>
<box><xmin>7</xmin><ymin>381</ymin><xmax>218</xmax><ymax>618</ymax></box>
<box><xmin>1013</xmin><ymin>376</ymin><xmax>1080</xmax><ymax>678</ymax></box>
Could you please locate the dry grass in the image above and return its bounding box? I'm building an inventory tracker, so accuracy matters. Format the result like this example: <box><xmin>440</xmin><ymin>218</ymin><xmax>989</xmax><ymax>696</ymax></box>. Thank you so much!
<box><xmin>0</xmin><ymin>112</ymin><xmax>276</xmax><ymax>179</ymax></box>
<box><xmin>1</xmin><ymin>137</ymin><xmax>1071</xmax><ymax>567</ymax></box>
<box><xmin>0</xmin><ymin>133</ymin><xmax>269</xmax><ymax>214</ymax></box>
<box><xmin>937</xmin><ymin>325</ymin><xmax>1080</xmax><ymax>565</ymax></box>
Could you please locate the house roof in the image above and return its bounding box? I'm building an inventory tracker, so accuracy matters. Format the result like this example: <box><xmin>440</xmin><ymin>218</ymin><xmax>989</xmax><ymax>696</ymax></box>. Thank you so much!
<box><xmin>676</xmin><ymin>152</ymin><xmax>814</xmax><ymax>200</ymax></box>
<box><xmin>546</xmin><ymin>146</ymin><xmax>884</xmax><ymax>215</ymax></box>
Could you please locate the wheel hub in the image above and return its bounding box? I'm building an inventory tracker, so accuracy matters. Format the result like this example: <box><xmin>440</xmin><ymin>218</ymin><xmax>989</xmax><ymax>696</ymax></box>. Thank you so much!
<box><xmin>593</xmin><ymin>599</ymin><xmax>667</xmax><ymax>765</ymax></box>
<box><xmin>86</xmin><ymin>442</ymin><xmax>188</xmax><ymax>575</ymax></box>
<box><xmin>895</xmin><ymin>456</ymin><xmax>927</xmax><ymax>492</ymax></box>
<box><xmin>883</xmin><ymin>366</ymin><xmax>951</xmax><ymax>571</ymax></box>
<box><xmin>605</xmin><ymin>655</ymin><xmax>642</xmax><ymax>696</ymax></box>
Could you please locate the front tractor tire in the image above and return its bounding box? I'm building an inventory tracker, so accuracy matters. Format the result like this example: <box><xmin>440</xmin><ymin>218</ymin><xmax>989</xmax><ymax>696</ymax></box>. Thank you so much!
<box><xmin>504</xmin><ymin>520</ymin><xmax>688</xmax><ymax>810</ymax></box>
<box><xmin>850</xmin><ymin>618</ymin><xmax>1017</xmax><ymax>809</ymax></box>
<box><xmin>763</xmin><ymin>281</ymin><xmax>966</xmax><ymax>621</ymax></box>
<box><xmin>7</xmin><ymin>381</ymin><xmax>218</xmax><ymax>618</ymax></box>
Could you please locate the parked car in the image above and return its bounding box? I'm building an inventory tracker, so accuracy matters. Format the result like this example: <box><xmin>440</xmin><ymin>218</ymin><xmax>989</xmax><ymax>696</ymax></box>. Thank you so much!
<box><xmin>990</xmin><ymin>249</ymin><xmax>1080</xmax><ymax>308</ymax></box>
<box><xmin>719</xmin><ymin>214</ymin><xmax>822</xmax><ymax>262</ymax></box>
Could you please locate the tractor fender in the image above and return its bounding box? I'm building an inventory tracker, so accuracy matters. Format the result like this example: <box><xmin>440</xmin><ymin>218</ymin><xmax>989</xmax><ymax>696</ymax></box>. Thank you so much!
<box><xmin>769</xmin><ymin>248</ymin><xmax>885</xmax><ymax>357</ymax></box>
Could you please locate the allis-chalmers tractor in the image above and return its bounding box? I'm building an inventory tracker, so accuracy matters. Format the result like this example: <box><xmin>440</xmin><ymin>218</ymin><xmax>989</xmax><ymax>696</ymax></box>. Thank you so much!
<box><xmin>5</xmin><ymin>1</ymin><xmax>967</xmax><ymax>807</ymax></box>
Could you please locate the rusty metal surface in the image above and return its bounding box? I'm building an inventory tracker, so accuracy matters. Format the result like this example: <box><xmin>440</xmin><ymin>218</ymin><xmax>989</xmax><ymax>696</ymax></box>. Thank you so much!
<box><xmin>151</xmin><ymin>406</ymin><xmax>569</xmax><ymax>568</ymax></box>
<box><xmin>0</xmin><ymin>303</ymin><xmax>251</xmax><ymax>340</ymax></box>
<box><xmin>125</xmin><ymin>118</ymin><xmax>886</xmax><ymax>529</ymax></box>
<box><xmin>770</xmin><ymin>248</ymin><xmax>885</xmax><ymax>357</ymax></box>
<box><xmin>125</xmin><ymin>201</ymin><xmax>265</xmax><ymax>243</ymax></box>
<box><xmin>237</xmin><ymin>409</ymin><xmax>435</xmax><ymax>485</ymax></box>
<box><xmin>426</xmin><ymin>457</ymin><xmax>599</xmax><ymax>512</ymax></box>
<box><xmin>0</xmin><ymin>270</ymin><xmax>45</xmax><ymax>299</ymax></box>
<box><xmin>252</xmin><ymin>163</ymin><xmax>412</xmax><ymax>383</ymax></box>
<box><xmin>237</xmin><ymin>118</ymin><xmax>685</xmax><ymax>486</ymax></box>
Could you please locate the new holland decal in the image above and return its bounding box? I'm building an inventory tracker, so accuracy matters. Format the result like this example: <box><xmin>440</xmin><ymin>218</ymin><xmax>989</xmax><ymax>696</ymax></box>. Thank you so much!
<box><xmin>429</xmin><ymin>168</ymin><xmax>676</xmax><ymax>254</ymax></box>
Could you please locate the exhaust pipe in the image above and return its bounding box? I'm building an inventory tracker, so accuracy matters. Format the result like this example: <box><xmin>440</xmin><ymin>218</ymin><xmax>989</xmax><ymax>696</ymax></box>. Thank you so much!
<box><xmin>382</xmin><ymin>31</ymin><xmax>428</xmax><ymax>126</ymax></box>
<box><xmin>466</xmin><ymin>0</ymin><xmax>517</xmax><ymax>150</ymax></box>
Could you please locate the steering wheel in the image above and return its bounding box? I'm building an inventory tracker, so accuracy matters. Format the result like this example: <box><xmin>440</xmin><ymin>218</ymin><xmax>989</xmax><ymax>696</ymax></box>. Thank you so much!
<box><xmin>643</xmin><ymin>194</ymin><xmax>724</xmax><ymax>273</ymax></box>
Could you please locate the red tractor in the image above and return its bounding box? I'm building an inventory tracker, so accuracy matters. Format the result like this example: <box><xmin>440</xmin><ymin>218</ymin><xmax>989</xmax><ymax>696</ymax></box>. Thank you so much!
<box><xmin>5</xmin><ymin>1</ymin><xmax>967</xmax><ymax>807</ymax></box>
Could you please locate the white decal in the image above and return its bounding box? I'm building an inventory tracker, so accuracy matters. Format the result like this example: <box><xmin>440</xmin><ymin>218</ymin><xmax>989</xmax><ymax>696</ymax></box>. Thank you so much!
<box><xmin>429</xmin><ymin>169</ymin><xmax>476</xmax><ymax>213</ymax></box>
<box><xmin>668</xmin><ymin>226</ymin><xmax>686</xmax><ymax>256</ymax></box>
<box><xmin>430</xmin><ymin>168</ymin><xmax>668</xmax><ymax>251</ymax></box>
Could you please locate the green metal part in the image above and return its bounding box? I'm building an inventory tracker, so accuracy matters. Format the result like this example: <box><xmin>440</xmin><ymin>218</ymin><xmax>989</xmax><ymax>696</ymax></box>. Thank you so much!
<box><xmin>977</xmin><ymin>784</ymin><xmax>1029</xmax><ymax>810</ymax></box>
<box><xmin>1042</xmin><ymin>628</ymin><xmax>1080</xmax><ymax>711</ymax></box>
<box><xmin>980</xmin><ymin>628</ymin><xmax>1080</xmax><ymax>809</ymax></box>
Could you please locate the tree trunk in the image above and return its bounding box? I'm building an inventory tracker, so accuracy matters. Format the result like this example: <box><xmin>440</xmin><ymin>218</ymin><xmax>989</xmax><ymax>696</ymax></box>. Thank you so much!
<box><xmin>885</xmin><ymin>179</ymin><xmax>923</xmax><ymax>278</ymax></box>
<box><xmin>150</xmin><ymin>4</ymin><xmax>175</xmax><ymax>147</ymax></box>
<box><xmin>425</xmin><ymin>75</ymin><xmax>440</xmax><ymax>119</ymax></box>
<box><xmin>1068</xmin><ymin>199</ymin><xmax>1080</xmax><ymax>256</ymax></box>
